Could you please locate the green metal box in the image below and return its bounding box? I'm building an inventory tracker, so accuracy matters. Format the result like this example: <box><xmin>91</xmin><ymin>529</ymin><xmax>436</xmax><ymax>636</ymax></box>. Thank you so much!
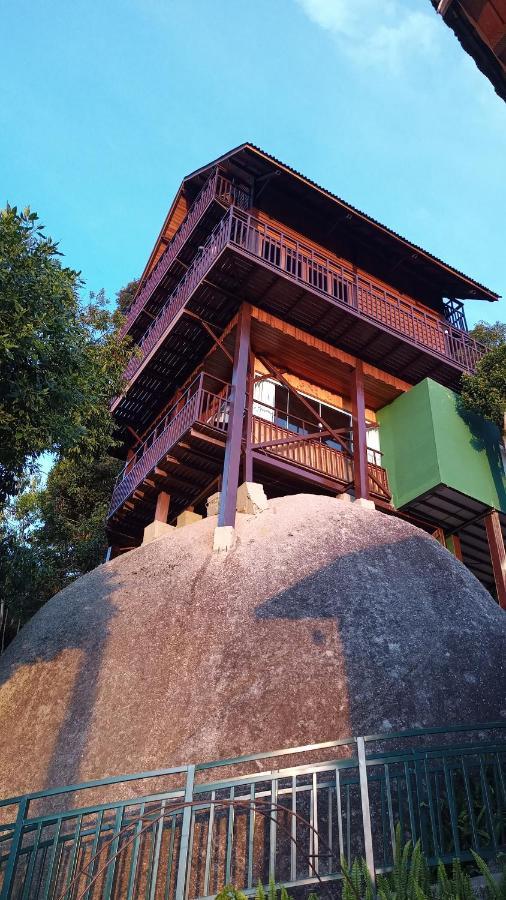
<box><xmin>378</xmin><ymin>378</ymin><xmax>506</xmax><ymax>512</ymax></box>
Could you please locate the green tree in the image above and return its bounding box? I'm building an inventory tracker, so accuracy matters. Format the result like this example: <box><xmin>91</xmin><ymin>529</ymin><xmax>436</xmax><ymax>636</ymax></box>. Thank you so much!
<box><xmin>116</xmin><ymin>278</ymin><xmax>140</xmax><ymax>313</ymax></box>
<box><xmin>0</xmin><ymin>204</ymin><xmax>133</xmax><ymax>649</ymax></box>
<box><xmin>0</xmin><ymin>206</ymin><xmax>130</xmax><ymax>503</ymax></box>
<box><xmin>461</xmin><ymin>320</ymin><xmax>506</xmax><ymax>434</ymax></box>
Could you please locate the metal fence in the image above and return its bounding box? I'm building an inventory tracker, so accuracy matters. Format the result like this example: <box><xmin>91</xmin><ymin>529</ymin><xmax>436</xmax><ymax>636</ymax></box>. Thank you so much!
<box><xmin>0</xmin><ymin>723</ymin><xmax>504</xmax><ymax>899</ymax></box>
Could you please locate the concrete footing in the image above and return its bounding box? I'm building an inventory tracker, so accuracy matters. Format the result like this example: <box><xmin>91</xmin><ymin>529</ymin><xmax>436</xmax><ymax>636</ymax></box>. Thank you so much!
<box><xmin>354</xmin><ymin>498</ymin><xmax>375</xmax><ymax>510</ymax></box>
<box><xmin>336</xmin><ymin>492</ymin><xmax>352</xmax><ymax>503</ymax></box>
<box><xmin>213</xmin><ymin>525</ymin><xmax>235</xmax><ymax>553</ymax></box>
<box><xmin>176</xmin><ymin>509</ymin><xmax>203</xmax><ymax>528</ymax></box>
<box><xmin>142</xmin><ymin>521</ymin><xmax>176</xmax><ymax>544</ymax></box>
<box><xmin>206</xmin><ymin>491</ymin><xmax>220</xmax><ymax>517</ymax></box>
<box><xmin>236</xmin><ymin>482</ymin><xmax>269</xmax><ymax>515</ymax></box>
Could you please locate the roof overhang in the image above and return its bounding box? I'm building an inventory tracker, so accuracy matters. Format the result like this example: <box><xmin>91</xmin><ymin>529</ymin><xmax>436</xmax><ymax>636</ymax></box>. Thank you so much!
<box><xmin>183</xmin><ymin>143</ymin><xmax>500</xmax><ymax>304</ymax></box>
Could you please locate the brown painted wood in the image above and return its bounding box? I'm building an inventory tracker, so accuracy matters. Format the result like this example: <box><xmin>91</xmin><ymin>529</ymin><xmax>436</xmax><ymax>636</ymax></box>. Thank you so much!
<box><xmin>154</xmin><ymin>491</ymin><xmax>171</xmax><ymax>523</ymax></box>
<box><xmin>351</xmin><ymin>361</ymin><xmax>369</xmax><ymax>500</ymax></box>
<box><xmin>485</xmin><ymin>510</ymin><xmax>506</xmax><ymax>609</ymax></box>
<box><xmin>218</xmin><ymin>304</ymin><xmax>251</xmax><ymax>527</ymax></box>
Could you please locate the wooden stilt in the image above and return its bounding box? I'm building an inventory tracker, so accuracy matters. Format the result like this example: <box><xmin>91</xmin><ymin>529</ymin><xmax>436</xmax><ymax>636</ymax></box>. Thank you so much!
<box><xmin>218</xmin><ymin>304</ymin><xmax>251</xmax><ymax>527</ymax></box>
<box><xmin>154</xmin><ymin>491</ymin><xmax>171</xmax><ymax>523</ymax></box>
<box><xmin>243</xmin><ymin>351</ymin><xmax>255</xmax><ymax>483</ymax></box>
<box><xmin>351</xmin><ymin>361</ymin><xmax>369</xmax><ymax>500</ymax></box>
<box><xmin>485</xmin><ymin>510</ymin><xmax>506</xmax><ymax>609</ymax></box>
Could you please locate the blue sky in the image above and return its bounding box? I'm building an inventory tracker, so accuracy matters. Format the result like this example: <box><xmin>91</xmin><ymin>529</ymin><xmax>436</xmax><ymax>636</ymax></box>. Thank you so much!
<box><xmin>1</xmin><ymin>0</ymin><xmax>505</xmax><ymax>327</ymax></box>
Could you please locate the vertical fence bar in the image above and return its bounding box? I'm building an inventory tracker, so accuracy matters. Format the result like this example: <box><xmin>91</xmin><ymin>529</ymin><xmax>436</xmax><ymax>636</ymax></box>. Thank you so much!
<box><xmin>269</xmin><ymin>778</ymin><xmax>278</xmax><ymax>883</ymax></box>
<box><xmin>357</xmin><ymin>737</ymin><xmax>376</xmax><ymax>884</ymax></box>
<box><xmin>101</xmin><ymin>806</ymin><xmax>124</xmax><ymax>900</ymax></box>
<box><xmin>174</xmin><ymin>765</ymin><xmax>195</xmax><ymax>900</ymax></box>
<box><xmin>335</xmin><ymin>768</ymin><xmax>344</xmax><ymax>863</ymax></box>
<box><xmin>149</xmin><ymin>800</ymin><xmax>167</xmax><ymax>900</ymax></box>
<box><xmin>2</xmin><ymin>798</ymin><xmax>28</xmax><ymax>900</ymax></box>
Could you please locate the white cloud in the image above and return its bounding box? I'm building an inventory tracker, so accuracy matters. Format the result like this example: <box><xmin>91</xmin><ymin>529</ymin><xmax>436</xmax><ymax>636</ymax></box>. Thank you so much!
<box><xmin>295</xmin><ymin>0</ymin><xmax>441</xmax><ymax>72</ymax></box>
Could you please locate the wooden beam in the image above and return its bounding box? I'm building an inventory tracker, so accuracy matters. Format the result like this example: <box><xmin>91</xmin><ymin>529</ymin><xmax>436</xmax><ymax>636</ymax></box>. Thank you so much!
<box><xmin>184</xmin><ymin>310</ymin><xmax>234</xmax><ymax>364</ymax></box>
<box><xmin>485</xmin><ymin>510</ymin><xmax>506</xmax><ymax>609</ymax></box>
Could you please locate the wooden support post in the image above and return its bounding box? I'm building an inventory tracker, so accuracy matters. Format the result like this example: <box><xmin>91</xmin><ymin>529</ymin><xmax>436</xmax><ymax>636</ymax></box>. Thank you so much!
<box><xmin>243</xmin><ymin>351</ymin><xmax>255</xmax><ymax>483</ymax></box>
<box><xmin>351</xmin><ymin>361</ymin><xmax>369</xmax><ymax>500</ymax></box>
<box><xmin>446</xmin><ymin>533</ymin><xmax>463</xmax><ymax>561</ymax></box>
<box><xmin>154</xmin><ymin>491</ymin><xmax>171</xmax><ymax>523</ymax></box>
<box><xmin>218</xmin><ymin>304</ymin><xmax>251</xmax><ymax>527</ymax></box>
<box><xmin>485</xmin><ymin>510</ymin><xmax>506</xmax><ymax>609</ymax></box>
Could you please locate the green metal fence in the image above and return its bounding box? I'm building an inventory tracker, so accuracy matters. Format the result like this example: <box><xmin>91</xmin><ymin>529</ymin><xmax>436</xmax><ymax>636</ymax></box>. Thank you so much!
<box><xmin>0</xmin><ymin>724</ymin><xmax>504</xmax><ymax>899</ymax></box>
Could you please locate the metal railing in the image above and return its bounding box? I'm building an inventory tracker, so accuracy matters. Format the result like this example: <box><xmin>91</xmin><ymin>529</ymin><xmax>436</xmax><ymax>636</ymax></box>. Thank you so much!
<box><xmin>109</xmin><ymin>374</ymin><xmax>231</xmax><ymax>516</ymax></box>
<box><xmin>118</xmin><ymin>207</ymin><xmax>486</xmax><ymax>396</ymax></box>
<box><xmin>1</xmin><ymin>723</ymin><xmax>504</xmax><ymax>899</ymax></box>
<box><xmin>120</xmin><ymin>171</ymin><xmax>250</xmax><ymax>338</ymax></box>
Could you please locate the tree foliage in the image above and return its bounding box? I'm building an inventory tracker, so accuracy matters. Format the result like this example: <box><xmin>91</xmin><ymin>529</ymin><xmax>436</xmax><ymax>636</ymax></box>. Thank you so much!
<box><xmin>461</xmin><ymin>321</ymin><xmax>506</xmax><ymax>433</ymax></box>
<box><xmin>116</xmin><ymin>278</ymin><xmax>140</xmax><ymax>313</ymax></box>
<box><xmin>0</xmin><ymin>206</ymin><xmax>129</xmax><ymax>501</ymax></box>
<box><xmin>0</xmin><ymin>204</ymin><xmax>135</xmax><ymax>650</ymax></box>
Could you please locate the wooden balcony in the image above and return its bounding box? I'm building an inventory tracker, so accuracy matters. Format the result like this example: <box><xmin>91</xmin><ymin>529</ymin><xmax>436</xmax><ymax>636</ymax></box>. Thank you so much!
<box><xmin>108</xmin><ymin>375</ymin><xmax>390</xmax><ymax>537</ymax></box>
<box><xmin>120</xmin><ymin>170</ymin><xmax>250</xmax><ymax>340</ymax></box>
<box><xmin>113</xmin><ymin>207</ymin><xmax>487</xmax><ymax>434</ymax></box>
<box><xmin>250</xmin><ymin>404</ymin><xmax>390</xmax><ymax>501</ymax></box>
<box><xmin>109</xmin><ymin>374</ymin><xmax>231</xmax><ymax>520</ymax></box>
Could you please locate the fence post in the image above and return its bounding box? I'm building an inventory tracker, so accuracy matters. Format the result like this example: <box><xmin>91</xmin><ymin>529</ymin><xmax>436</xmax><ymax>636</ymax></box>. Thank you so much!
<box><xmin>1</xmin><ymin>796</ymin><xmax>28</xmax><ymax>900</ymax></box>
<box><xmin>357</xmin><ymin>737</ymin><xmax>376</xmax><ymax>885</ymax></box>
<box><xmin>174</xmin><ymin>765</ymin><xmax>195</xmax><ymax>900</ymax></box>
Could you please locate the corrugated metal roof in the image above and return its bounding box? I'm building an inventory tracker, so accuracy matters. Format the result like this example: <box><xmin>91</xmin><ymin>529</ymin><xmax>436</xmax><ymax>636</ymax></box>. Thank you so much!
<box><xmin>184</xmin><ymin>142</ymin><xmax>500</xmax><ymax>302</ymax></box>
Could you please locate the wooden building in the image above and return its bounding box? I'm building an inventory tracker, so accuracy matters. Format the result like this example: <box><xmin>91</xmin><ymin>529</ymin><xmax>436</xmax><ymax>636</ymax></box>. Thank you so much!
<box><xmin>432</xmin><ymin>0</ymin><xmax>506</xmax><ymax>102</ymax></box>
<box><xmin>107</xmin><ymin>143</ymin><xmax>506</xmax><ymax>607</ymax></box>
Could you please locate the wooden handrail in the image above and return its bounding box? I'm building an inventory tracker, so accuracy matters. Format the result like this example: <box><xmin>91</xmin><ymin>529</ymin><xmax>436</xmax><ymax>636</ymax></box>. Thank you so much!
<box><xmin>116</xmin><ymin>207</ymin><xmax>486</xmax><ymax>402</ymax></box>
<box><xmin>120</xmin><ymin>171</ymin><xmax>250</xmax><ymax>337</ymax></box>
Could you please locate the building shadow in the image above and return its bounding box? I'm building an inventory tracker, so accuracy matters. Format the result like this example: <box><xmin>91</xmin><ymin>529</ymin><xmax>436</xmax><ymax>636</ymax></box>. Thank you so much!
<box><xmin>255</xmin><ymin>533</ymin><xmax>506</xmax><ymax>738</ymax></box>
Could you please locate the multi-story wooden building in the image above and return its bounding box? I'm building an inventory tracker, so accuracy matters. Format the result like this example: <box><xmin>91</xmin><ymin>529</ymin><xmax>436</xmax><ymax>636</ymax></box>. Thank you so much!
<box><xmin>107</xmin><ymin>143</ymin><xmax>506</xmax><ymax>607</ymax></box>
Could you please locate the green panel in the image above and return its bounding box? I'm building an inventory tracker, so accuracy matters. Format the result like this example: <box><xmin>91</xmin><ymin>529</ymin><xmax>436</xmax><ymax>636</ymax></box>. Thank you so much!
<box><xmin>378</xmin><ymin>379</ymin><xmax>506</xmax><ymax>513</ymax></box>
<box><xmin>377</xmin><ymin>380</ymin><xmax>442</xmax><ymax>509</ymax></box>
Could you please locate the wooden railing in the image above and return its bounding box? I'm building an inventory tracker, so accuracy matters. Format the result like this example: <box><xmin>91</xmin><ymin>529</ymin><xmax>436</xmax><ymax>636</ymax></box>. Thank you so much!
<box><xmin>121</xmin><ymin>213</ymin><xmax>233</xmax><ymax>384</ymax></box>
<box><xmin>109</xmin><ymin>375</ymin><xmax>232</xmax><ymax>516</ymax></box>
<box><xmin>120</xmin><ymin>170</ymin><xmax>250</xmax><ymax>337</ymax></box>
<box><xmin>251</xmin><ymin>414</ymin><xmax>390</xmax><ymax>499</ymax></box>
<box><xmin>228</xmin><ymin>211</ymin><xmax>486</xmax><ymax>373</ymax></box>
<box><xmin>118</xmin><ymin>207</ymin><xmax>486</xmax><ymax>396</ymax></box>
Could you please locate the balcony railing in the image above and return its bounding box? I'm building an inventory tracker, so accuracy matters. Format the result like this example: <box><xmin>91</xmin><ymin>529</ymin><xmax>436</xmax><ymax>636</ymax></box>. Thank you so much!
<box><xmin>109</xmin><ymin>374</ymin><xmax>231</xmax><ymax>517</ymax></box>
<box><xmin>251</xmin><ymin>400</ymin><xmax>390</xmax><ymax>499</ymax></box>
<box><xmin>109</xmin><ymin>380</ymin><xmax>391</xmax><ymax>517</ymax></box>
<box><xmin>118</xmin><ymin>207</ymin><xmax>486</xmax><ymax>396</ymax></box>
<box><xmin>228</xmin><ymin>211</ymin><xmax>486</xmax><ymax>373</ymax></box>
<box><xmin>1</xmin><ymin>723</ymin><xmax>504</xmax><ymax>899</ymax></box>
<box><xmin>120</xmin><ymin>170</ymin><xmax>250</xmax><ymax>337</ymax></box>
<box><xmin>120</xmin><ymin>213</ymin><xmax>233</xmax><ymax>385</ymax></box>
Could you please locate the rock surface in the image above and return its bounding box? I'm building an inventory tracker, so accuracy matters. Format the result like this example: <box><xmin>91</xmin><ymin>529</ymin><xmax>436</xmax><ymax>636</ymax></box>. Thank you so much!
<box><xmin>0</xmin><ymin>494</ymin><xmax>505</xmax><ymax>799</ymax></box>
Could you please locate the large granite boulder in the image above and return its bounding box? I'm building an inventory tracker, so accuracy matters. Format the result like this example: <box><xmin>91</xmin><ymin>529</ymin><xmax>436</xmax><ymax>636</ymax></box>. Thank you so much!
<box><xmin>0</xmin><ymin>494</ymin><xmax>504</xmax><ymax>799</ymax></box>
